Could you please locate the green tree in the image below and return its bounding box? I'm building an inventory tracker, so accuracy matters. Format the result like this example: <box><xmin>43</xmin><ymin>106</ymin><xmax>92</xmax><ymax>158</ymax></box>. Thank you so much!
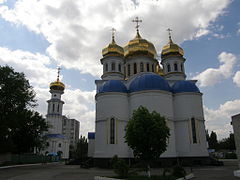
<box><xmin>125</xmin><ymin>106</ymin><xmax>170</xmax><ymax>178</ymax></box>
<box><xmin>208</xmin><ymin>131</ymin><xmax>218</xmax><ymax>150</ymax></box>
<box><xmin>0</xmin><ymin>65</ymin><xmax>48</xmax><ymax>153</ymax></box>
<box><xmin>75</xmin><ymin>136</ymin><xmax>88</xmax><ymax>161</ymax></box>
<box><xmin>218</xmin><ymin>133</ymin><xmax>236</xmax><ymax>151</ymax></box>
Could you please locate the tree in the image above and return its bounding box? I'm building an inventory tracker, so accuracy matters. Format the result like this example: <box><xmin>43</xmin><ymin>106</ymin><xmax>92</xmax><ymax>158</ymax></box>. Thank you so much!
<box><xmin>75</xmin><ymin>136</ymin><xmax>88</xmax><ymax>161</ymax></box>
<box><xmin>125</xmin><ymin>106</ymin><xmax>170</xmax><ymax>178</ymax></box>
<box><xmin>208</xmin><ymin>131</ymin><xmax>218</xmax><ymax>150</ymax></box>
<box><xmin>218</xmin><ymin>133</ymin><xmax>236</xmax><ymax>151</ymax></box>
<box><xmin>0</xmin><ymin>65</ymin><xmax>48</xmax><ymax>153</ymax></box>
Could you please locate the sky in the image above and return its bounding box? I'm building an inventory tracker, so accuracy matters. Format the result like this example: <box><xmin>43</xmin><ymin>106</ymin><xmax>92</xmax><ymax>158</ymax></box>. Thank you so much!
<box><xmin>0</xmin><ymin>0</ymin><xmax>239</xmax><ymax>140</ymax></box>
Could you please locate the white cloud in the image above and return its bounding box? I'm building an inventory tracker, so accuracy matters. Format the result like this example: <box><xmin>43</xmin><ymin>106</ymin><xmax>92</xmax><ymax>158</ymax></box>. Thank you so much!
<box><xmin>0</xmin><ymin>0</ymin><xmax>231</xmax><ymax>77</ymax></box>
<box><xmin>193</xmin><ymin>52</ymin><xmax>237</xmax><ymax>87</ymax></box>
<box><xmin>233</xmin><ymin>71</ymin><xmax>240</xmax><ymax>87</ymax></box>
<box><xmin>0</xmin><ymin>47</ymin><xmax>56</xmax><ymax>88</ymax></box>
<box><xmin>204</xmin><ymin>99</ymin><xmax>240</xmax><ymax>140</ymax></box>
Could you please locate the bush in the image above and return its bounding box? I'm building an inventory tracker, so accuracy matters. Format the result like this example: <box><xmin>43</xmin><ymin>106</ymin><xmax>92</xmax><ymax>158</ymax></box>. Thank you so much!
<box><xmin>111</xmin><ymin>155</ymin><xmax>130</xmax><ymax>178</ymax></box>
<box><xmin>225</xmin><ymin>152</ymin><xmax>237</xmax><ymax>159</ymax></box>
<box><xmin>172</xmin><ymin>165</ymin><xmax>186</xmax><ymax>178</ymax></box>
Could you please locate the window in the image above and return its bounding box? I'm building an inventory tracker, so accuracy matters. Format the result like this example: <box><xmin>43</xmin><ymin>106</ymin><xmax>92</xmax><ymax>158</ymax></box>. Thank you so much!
<box><xmin>134</xmin><ymin>63</ymin><xmax>137</xmax><ymax>74</ymax></box>
<box><xmin>140</xmin><ymin>62</ymin><xmax>144</xmax><ymax>72</ymax></box>
<box><xmin>147</xmin><ymin>63</ymin><xmax>150</xmax><ymax>72</ymax></box>
<box><xmin>105</xmin><ymin>63</ymin><xmax>108</xmax><ymax>71</ymax></box>
<box><xmin>118</xmin><ymin>64</ymin><xmax>121</xmax><ymax>72</ymax></box>
<box><xmin>167</xmin><ymin>64</ymin><xmax>171</xmax><ymax>72</ymax></box>
<box><xmin>111</xmin><ymin>63</ymin><xmax>115</xmax><ymax>71</ymax></box>
<box><xmin>128</xmin><ymin>64</ymin><xmax>131</xmax><ymax>76</ymax></box>
<box><xmin>110</xmin><ymin>118</ymin><xmax>115</xmax><ymax>144</ymax></box>
<box><xmin>63</xmin><ymin>119</ymin><xmax>66</xmax><ymax>126</ymax></box>
<box><xmin>54</xmin><ymin>94</ymin><xmax>56</xmax><ymax>97</ymax></box>
<box><xmin>174</xmin><ymin>63</ymin><xmax>178</xmax><ymax>71</ymax></box>
<box><xmin>57</xmin><ymin>104</ymin><xmax>59</xmax><ymax>112</ymax></box>
<box><xmin>52</xmin><ymin>104</ymin><xmax>55</xmax><ymax>112</ymax></box>
<box><xmin>191</xmin><ymin>118</ymin><xmax>197</xmax><ymax>144</ymax></box>
<box><xmin>181</xmin><ymin>64</ymin><xmax>183</xmax><ymax>72</ymax></box>
<box><xmin>152</xmin><ymin>64</ymin><xmax>155</xmax><ymax>72</ymax></box>
<box><xmin>58</xmin><ymin>143</ymin><xmax>61</xmax><ymax>147</ymax></box>
<box><xmin>46</xmin><ymin>142</ymin><xmax>49</xmax><ymax>147</ymax></box>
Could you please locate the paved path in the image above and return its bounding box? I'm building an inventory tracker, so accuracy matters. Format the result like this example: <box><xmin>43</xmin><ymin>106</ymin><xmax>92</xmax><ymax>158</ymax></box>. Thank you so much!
<box><xmin>0</xmin><ymin>160</ymin><xmax>239</xmax><ymax>180</ymax></box>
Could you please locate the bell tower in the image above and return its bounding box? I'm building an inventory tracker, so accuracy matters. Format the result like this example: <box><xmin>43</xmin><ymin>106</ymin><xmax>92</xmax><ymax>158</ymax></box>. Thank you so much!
<box><xmin>46</xmin><ymin>67</ymin><xmax>65</xmax><ymax>134</ymax></box>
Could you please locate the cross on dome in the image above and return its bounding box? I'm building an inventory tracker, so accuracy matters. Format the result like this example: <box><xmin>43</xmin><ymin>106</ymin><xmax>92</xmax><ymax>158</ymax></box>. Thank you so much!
<box><xmin>167</xmin><ymin>28</ymin><xmax>173</xmax><ymax>43</ymax></box>
<box><xmin>57</xmin><ymin>67</ymin><xmax>61</xmax><ymax>81</ymax></box>
<box><xmin>111</xmin><ymin>28</ymin><xmax>116</xmax><ymax>43</ymax></box>
<box><xmin>132</xmin><ymin>17</ymin><xmax>142</xmax><ymax>34</ymax></box>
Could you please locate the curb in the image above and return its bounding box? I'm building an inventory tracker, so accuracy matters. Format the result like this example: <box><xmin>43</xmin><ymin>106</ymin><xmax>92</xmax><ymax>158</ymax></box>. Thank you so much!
<box><xmin>0</xmin><ymin>162</ymin><xmax>60</xmax><ymax>169</ymax></box>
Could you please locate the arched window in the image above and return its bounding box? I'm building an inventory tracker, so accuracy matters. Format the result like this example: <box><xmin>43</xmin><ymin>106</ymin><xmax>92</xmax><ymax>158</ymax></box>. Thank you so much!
<box><xmin>134</xmin><ymin>63</ymin><xmax>137</xmax><ymax>74</ymax></box>
<box><xmin>58</xmin><ymin>143</ymin><xmax>61</xmax><ymax>147</ymax></box>
<box><xmin>52</xmin><ymin>104</ymin><xmax>55</xmax><ymax>112</ymax></box>
<box><xmin>111</xmin><ymin>63</ymin><xmax>115</xmax><ymax>71</ymax></box>
<box><xmin>128</xmin><ymin>64</ymin><xmax>131</xmax><ymax>76</ymax></box>
<box><xmin>147</xmin><ymin>63</ymin><xmax>150</xmax><ymax>72</ymax></box>
<box><xmin>174</xmin><ymin>63</ymin><xmax>178</xmax><ymax>71</ymax></box>
<box><xmin>105</xmin><ymin>63</ymin><xmax>108</xmax><ymax>72</ymax></box>
<box><xmin>140</xmin><ymin>62</ymin><xmax>144</xmax><ymax>72</ymax></box>
<box><xmin>191</xmin><ymin>117</ymin><xmax>197</xmax><ymax>144</ymax></box>
<box><xmin>57</xmin><ymin>104</ymin><xmax>60</xmax><ymax>112</ymax></box>
<box><xmin>118</xmin><ymin>64</ymin><xmax>121</xmax><ymax>72</ymax></box>
<box><xmin>152</xmin><ymin>64</ymin><xmax>155</xmax><ymax>72</ymax></box>
<box><xmin>167</xmin><ymin>64</ymin><xmax>171</xmax><ymax>72</ymax></box>
<box><xmin>110</xmin><ymin>118</ymin><xmax>115</xmax><ymax>144</ymax></box>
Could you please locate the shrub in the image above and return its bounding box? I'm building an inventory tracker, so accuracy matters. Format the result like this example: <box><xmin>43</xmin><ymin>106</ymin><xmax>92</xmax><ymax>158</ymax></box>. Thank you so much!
<box><xmin>172</xmin><ymin>165</ymin><xmax>186</xmax><ymax>178</ymax></box>
<box><xmin>111</xmin><ymin>155</ymin><xmax>130</xmax><ymax>178</ymax></box>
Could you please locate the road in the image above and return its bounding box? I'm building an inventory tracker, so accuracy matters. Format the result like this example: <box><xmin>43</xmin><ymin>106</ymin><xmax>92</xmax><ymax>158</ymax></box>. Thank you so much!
<box><xmin>0</xmin><ymin>160</ymin><xmax>239</xmax><ymax>180</ymax></box>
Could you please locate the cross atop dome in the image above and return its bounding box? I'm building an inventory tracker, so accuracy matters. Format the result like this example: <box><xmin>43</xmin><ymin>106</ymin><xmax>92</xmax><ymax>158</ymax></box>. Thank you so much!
<box><xmin>111</xmin><ymin>28</ymin><xmax>116</xmax><ymax>44</ymax></box>
<box><xmin>167</xmin><ymin>28</ymin><xmax>173</xmax><ymax>43</ymax></box>
<box><xmin>132</xmin><ymin>17</ymin><xmax>142</xmax><ymax>35</ymax></box>
<box><xmin>57</xmin><ymin>67</ymin><xmax>61</xmax><ymax>81</ymax></box>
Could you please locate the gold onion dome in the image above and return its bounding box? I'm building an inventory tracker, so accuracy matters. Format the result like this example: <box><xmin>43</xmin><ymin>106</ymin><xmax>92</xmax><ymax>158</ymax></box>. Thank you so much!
<box><xmin>124</xmin><ymin>31</ymin><xmax>157</xmax><ymax>58</ymax></box>
<box><xmin>161</xmin><ymin>34</ymin><xmax>184</xmax><ymax>58</ymax></box>
<box><xmin>49</xmin><ymin>68</ymin><xmax>65</xmax><ymax>91</ymax></box>
<box><xmin>102</xmin><ymin>29</ymin><xmax>124</xmax><ymax>57</ymax></box>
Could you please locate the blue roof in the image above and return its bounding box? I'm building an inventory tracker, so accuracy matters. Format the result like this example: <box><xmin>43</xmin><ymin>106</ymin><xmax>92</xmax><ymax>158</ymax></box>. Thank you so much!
<box><xmin>88</xmin><ymin>132</ymin><xmax>95</xmax><ymax>139</ymax></box>
<box><xmin>45</xmin><ymin>134</ymin><xmax>66</xmax><ymax>139</ymax></box>
<box><xmin>98</xmin><ymin>80</ymin><xmax>127</xmax><ymax>93</ymax></box>
<box><xmin>172</xmin><ymin>80</ymin><xmax>200</xmax><ymax>93</ymax></box>
<box><xmin>129</xmin><ymin>73</ymin><xmax>171</xmax><ymax>93</ymax></box>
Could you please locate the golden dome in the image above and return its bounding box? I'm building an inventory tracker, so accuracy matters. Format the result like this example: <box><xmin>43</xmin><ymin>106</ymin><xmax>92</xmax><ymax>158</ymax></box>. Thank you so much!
<box><xmin>124</xmin><ymin>32</ymin><xmax>157</xmax><ymax>58</ymax></box>
<box><xmin>50</xmin><ymin>80</ymin><xmax>65</xmax><ymax>91</ymax></box>
<box><xmin>49</xmin><ymin>67</ymin><xmax>65</xmax><ymax>91</ymax></box>
<box><xmin>161</xmin><ymin>36</ymin><xmax>184</xmax><ymax>58</ymax></box>
<box><xmin>102</xmin><ymin>40</ymin><xmax>124</xmax><ymax>57</ymax></box>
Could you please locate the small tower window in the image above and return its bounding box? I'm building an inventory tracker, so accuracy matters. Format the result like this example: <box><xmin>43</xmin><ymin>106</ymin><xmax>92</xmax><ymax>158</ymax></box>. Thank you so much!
<box><xmin>152</xmin><ymin>64</ymin><xmax>155</xmax><ymax>72</ymax></box>
<box><xmin>174</xmin><ymin>63</ymin><xmax>178</xmax><ymax>71</ymax></box>
<box><xmin>128</xmin><ymin>64</ymin><xmax>131</xmax><ymax>76</ymax></box>
<box><xmin>118</xmin><ymin>64</ymin><xmax>121</xmax><ymax>72</ymax></box>
<box><xmin>167</xmin><ymin>64</ymin><xmax>171</xmax><ymax>72</ymax></box>
<box><xmin>111</xmin><ymin>63</ymin><xmax>115</xmax><ymax>71</ymax></box>
<box><xmin>57</xmin><ymin>104</ymin><xmax>60</xmax><ymax>112</ymax></box>
<box><xmin>147</xmin><ymin>63</ymin><xmax>150</xmax><ymax>72</ymax></box>
<box><xmin>110</xmin><ymin>118</ymin><xmax>115</xmax><ymax>144</ymax></box>
<box><xmin>134</xmin><ymin>63</ymin><xmax>137</xmax><ymax>74</ymax></box>
<box><xmin>181</xmin><ymin>64</ymin><xmax>183</xmax><ymax>72</ymax></box>
<box><xmin>140</xmin><ymin>62</ymin><xmax>144</xmax><ymax>72</ymax></box>
<box><xmin>191</xmin><ymin>117</ymin><xmax>197</xmax><ymax>144</ymax></box>
<box><xmin>58</xmin><ymin>143</ymin><xmax>61</xmax><ymax>147</ymax></box>
<box><xmin>52</xmin><ymin>104</ymin><xmax>55</xmax><ymax>112</ymax></box>
<box><xmin>105</xmin><ymin>63</ymin><xmax>108</xmax><ymax>72</ymax></box>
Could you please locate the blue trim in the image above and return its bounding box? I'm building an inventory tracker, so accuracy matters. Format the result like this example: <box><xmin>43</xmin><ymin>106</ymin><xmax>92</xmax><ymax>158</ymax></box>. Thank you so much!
<box><xmin>98</xmin><ymin>80</ymin><xmax>127</xmax><ymax>93</ymax></box>
<box><xmin>172</xmin><ymin>80</ymin><xmax>200</xmax><ymax>93</ymax></box>
<box><xmin>129</xmin><ymin>73</ymin><xmax>171</xmax><ymax>93</ymax></box>
<box><xmin>88</xmin><ymin>132</ymin><xmax>95</xmax><ymax>139</ymax></box>
<box><xmin>45</xmin><ymin>134</ymin><xmax>66</xmax><ymax>139</ymax></box>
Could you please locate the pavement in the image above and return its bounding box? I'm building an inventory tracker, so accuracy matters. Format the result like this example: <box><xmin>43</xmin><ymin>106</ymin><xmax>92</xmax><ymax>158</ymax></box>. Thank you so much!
<box><xmin>0</xmin><ymin>160</ymin><xmax>239</xmax><ymax>180</ymax></box>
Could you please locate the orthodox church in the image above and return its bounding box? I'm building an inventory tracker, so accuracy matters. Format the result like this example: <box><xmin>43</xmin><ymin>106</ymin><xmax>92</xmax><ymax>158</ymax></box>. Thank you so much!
<box><xmin>88</xmin><ymin>18</ymin><xmax>209</xmax><ymax>164</ymax></box>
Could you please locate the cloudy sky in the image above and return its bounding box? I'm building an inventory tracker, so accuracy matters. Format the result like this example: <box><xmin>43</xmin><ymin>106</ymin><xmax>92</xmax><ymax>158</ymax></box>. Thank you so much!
<box><xmin>0</xmin><ymin>0</ymin><xmax>239</xmax><ymax>140</ymax></box>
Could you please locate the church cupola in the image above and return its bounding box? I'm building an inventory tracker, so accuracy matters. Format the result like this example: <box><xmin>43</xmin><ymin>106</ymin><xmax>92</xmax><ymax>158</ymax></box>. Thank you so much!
<box><xmin>101</xmin><ymin>28</ymin><xmax>124</xmax><ymax>80</ymax></box>
<box><xmin>124</xmin><ymin>17</ymin><xmax>158</xmax><ymax>79</ymax></box>
<box><xmin>161</xmin><ymin>29</ymin><xmax>186</xmax><ymax>80</ymax></box>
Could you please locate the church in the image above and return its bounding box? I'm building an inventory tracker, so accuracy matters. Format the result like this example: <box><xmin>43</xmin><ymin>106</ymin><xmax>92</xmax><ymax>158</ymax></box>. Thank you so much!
<box><xmin>88</xmin><ymin>18</ymin><xmax>209</xmax><ymax>165</ymax></box>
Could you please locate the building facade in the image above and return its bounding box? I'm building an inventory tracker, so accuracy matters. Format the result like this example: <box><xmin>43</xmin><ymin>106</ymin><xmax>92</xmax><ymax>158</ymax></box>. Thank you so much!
<box><xmin>88</xmin><ymin>25</ymin><xmax>209</xmax><ymax>163</ymax></box>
